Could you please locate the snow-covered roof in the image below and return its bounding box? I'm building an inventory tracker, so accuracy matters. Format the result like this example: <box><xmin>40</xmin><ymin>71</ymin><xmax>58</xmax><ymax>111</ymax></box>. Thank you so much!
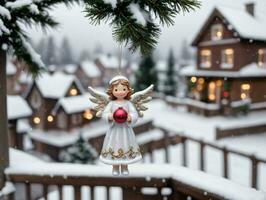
<box><xmin>180</xmin><ymin>63</ymin><xmax>266</xmax><ymax>77</ymax></box>
<box><xmin>80</xmin><ymin>60</ymin><xmax>101</xmax><ymax>78</ymax></box>
<box><xmin>192</xmin><ymin>5</ymin><xmax>266</xmax><ymax>45</ymax></box>
<box><xmin>64</xmin><ymin>64</ymin><xmax>78</xmax><ymax>74</ymax></box>
<box><xmin>34</xmin><ymin>72</ymin><xmax>84</xmax><ymax>99</ymax></box>
<box><xmin>97</xmin><ymin>54</ymin><xmax>128</xmax><ymax>69</ymax></box>
<box><xmin>28</xmin><ymin>117</ymin><xmax>152</xmax><ymax>147</ymax></box>
<box><xmin>17</xmin><ymin>119</ymin><xmax>32</xmax><ymax>133</ymax></box>
<box><xmin>217</xmin><ymin>6</ymin><xmax>266</xmax><ymax>41</ymax></box>
<box><xmin>7</xmin><ymin>95</ymin><xmax>32</xmax><ymax>120</ymax></box>
<box><xmin>6</xmin><ymin>61</ymin><xmax>16</xmax><ymax>76</ymax></box>
<box><xmin>18</xmin><ymin>71</ymin><xmax>33</xmax><ymax>84</ymax></box>
<box><xmin>52</xmin><ymin>94</ymin><xmax>93</xmax><ymax>115</ymax></box>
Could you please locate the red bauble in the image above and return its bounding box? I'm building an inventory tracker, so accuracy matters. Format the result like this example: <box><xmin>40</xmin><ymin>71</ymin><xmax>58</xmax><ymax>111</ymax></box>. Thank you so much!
<box><xmin>113</xmin><ymin>107</ymin><xmax>128</xmax><ymax>123</ymax></box>
<box><xmin>222</xmin><ymin>91</ymin><xmax>229</xmax><ymax>98</ymax></box>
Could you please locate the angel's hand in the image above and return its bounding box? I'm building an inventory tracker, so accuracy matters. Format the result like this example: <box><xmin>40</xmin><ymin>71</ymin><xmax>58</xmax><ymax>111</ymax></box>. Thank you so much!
<box><xmin>127</xmin><ymin>114</ymin><xmax>131</xmax><ymax>123</ymax></box>
<box><xmin>108</xmin><ymin>113</ymin><xmax>113</xmax><ymax>121</ymax></box>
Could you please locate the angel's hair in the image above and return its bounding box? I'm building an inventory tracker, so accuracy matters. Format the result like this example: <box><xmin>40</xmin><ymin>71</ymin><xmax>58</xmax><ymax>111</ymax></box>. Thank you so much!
<box><xmin>107</xmin><ymin>79</ymin><xmax>134</xmax><ymax>100</ymax></box>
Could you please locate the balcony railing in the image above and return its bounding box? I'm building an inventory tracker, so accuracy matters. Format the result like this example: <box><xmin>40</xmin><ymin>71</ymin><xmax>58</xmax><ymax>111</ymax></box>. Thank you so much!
<box><xmin>5</xmin><ymin>163</ymin><xmax>265</xmax><ymax>200</ymax></box>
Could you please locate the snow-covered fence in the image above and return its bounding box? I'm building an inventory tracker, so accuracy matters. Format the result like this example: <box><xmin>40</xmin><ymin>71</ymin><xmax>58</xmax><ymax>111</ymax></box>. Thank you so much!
<box><xmin>5</xmin><ymin>164</ymin><xmax>265</xmax><ymax>200</ymax></box>
<box><xmin>146</xmin><ymin>126</ymin><xmax>266</xmax><ymax>190</ymax></box>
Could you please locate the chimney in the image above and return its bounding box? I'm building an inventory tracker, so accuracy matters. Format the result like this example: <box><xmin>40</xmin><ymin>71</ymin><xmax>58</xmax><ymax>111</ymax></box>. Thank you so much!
<box><xmin>245</xmin><ymin>2</ymin><xmax>255</xmax><ymax>17</ymax></box>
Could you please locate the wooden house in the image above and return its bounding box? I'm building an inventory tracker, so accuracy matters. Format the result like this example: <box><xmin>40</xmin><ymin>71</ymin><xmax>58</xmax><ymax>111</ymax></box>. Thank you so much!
<box><xmin>64</xmin><ymin>61</ymin><xmax>102</xmax><ymax>89</ymax></box>
<box><xmin>95</xmin><ymin>54</ymin><xmax>130</xmax><ymax>85</ymax></box>
<box><xmin>24</xmin><ymin>71</ymin><xmax>86</xmax><ymax>130</ymax></box>
<box><xmin>7</xmin><ymin>95</ymin><xmax>32</xmax><ymax>150</ymax></box>
<box><xmin>180</xmin><ymin>3</ymin><xmax>266</xmax><ymax>116</ymax></box>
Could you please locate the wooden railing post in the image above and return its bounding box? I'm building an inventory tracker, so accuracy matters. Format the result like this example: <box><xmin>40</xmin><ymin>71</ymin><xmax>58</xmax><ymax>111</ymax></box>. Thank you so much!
<box><xmin>90</xmin><ymin>186</ymin><xmax>95</xmax><ymax>200</ymax></box>
<box><xmin>223</xmin><ymin>147</ymin><xmax>229</xmax><ymax>178</ymax></box>
<box><xmin>43</xmin><ymin>184</ymin><xmax>48</xmax><ymax>200</ymax></box>
<box><xmin>199</xmin><ymin>140</ymin><xmax>205</xmax><ymax>171</ymax></box>
<box><xmin>25</xmin><ymin>183</ymin><xmax>31</xmax><ymax>200</ymax></box>
<box><xmin>58</xmin><ymin>185</ymin><xmax>63</xmax><ymax>200</ymax></box>
<box><xmin>250</xmin><ymin>155</ymin><xmax>258</xmax><ymax>189</ymax></box>
<box><xmin>74</xmin><ymin>186</ymin><xmax>81</xmax><ymax>200</ymax></box>
<box><xmin>181</xmin><ymin>137</ymin><xmax>187</xmax><ymax>167</ymax></box>
<box><xmin>164</xmin><ymin>133</ymin><xmax>170</xmax><ymax>163</ymax></box>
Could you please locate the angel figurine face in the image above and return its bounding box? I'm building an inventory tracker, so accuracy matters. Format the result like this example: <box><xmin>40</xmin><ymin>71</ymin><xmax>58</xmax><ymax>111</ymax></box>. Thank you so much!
<box><xmin>107</xmin><ymin>79</ymin><xmax>133</xmax><ymax>100</ymax></box>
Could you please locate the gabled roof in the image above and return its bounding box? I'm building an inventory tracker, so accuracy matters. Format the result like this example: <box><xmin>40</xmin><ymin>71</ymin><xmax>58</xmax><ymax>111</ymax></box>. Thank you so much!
<box><xmin>26</xmin><ymin>72</ymin><xmax>85</xmax><ymax>99</ymax></box>
<box><xmin>51</xmin><ymin>93</ymin><xmax>93</xmax><ymax>115</ymax></box>
<box><xmin>80</xmin><ymin>60</ymin><xmax>101</xmax><ymax>78</ymax></box>
<box><xmin>7</xmin><ymin>95</ymin><xmax>32</xmax><ymax>120</ymax></box>
<box><xmin>96</xmin><ymin>54</ymin><xmax>128</xmax><ymax>69</ymax></box>
<box><xmin>180</xmin><ymin>63</ymin><xmax>266</xmax><ymax>78</ymax></box>
<box><xmin>192</xmin><ymin>6</ymin><xmax>266</xmax><ymax>45</ymax></box>
<box><xmin>6</xmin><ymin>61</ymin><xmax>17</xmax><ymax>76</ymax></box>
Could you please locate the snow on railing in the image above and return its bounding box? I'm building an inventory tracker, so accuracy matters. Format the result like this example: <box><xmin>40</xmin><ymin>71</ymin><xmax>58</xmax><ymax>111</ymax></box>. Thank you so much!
<box><xmin>5</xmin><ymin>164</ymin><xmax>266</xmax><ymax>200</ymax></box>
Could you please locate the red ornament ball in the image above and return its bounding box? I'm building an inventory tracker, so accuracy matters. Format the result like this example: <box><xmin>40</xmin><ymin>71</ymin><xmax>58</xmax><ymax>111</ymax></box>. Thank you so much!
<box><xmin>113</xmin><ymin>107</ymin><xmax>128</xmax><ymax>123</ymax></box>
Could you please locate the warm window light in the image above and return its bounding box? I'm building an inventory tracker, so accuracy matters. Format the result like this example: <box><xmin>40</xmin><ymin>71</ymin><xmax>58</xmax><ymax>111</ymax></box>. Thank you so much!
<box><xmin>83</xmin><ymin>110</ymin><xmax>93</xmax><ymax>120</ymax></box>
<box><xmin>191</xmin><ymin>77</ymin><xmax>197</xmax><ymax>83</ymax></box>
<box><xmin>209</xmin><ymin>94</ymin><xmax>216</xmax><ymax>101</ymax></box>
<box><xmin>209</xmin><ymin>82</ymin><xmax>216</xmax><ymax>89</ymax></box>
<box><xmin>241</xmin><ymin>84</ymin><xmax>250</xmax><ymax>90</ymax></box>
<box><xmin>47</xmin><ymin>115</ymin><xmax>54</xmax><ymax>122</ymax></box>
<box><xmin>241</xmin><ymin>93</ymin><xmax>247</xmax><ymax>100</ymax></box>
<box><xmin>216</xmin><ymin>31</ymin><xmax>222</xmax><ymax>38</ymax></box>
<box><xmin>33</xmin><ymin>117</ymin><xmax>40</xmax><ymax>124</ymax></box>
<box><xmin>211</xmin><ymin>24</ymin><xmax>223</xmax><ymax>40</ymax></box>
<box><xmin>258</xmin><ymin>49</ymin><xmax>266</xmax><ymax>67</ymax></box>
<box><xmin>200</xmin><ymin>50</ymin><xmax>211</xmax><ymax>68</ymax></box>
<box><xmin>216</xmin><ymin>80</ymin><xmax>222</xmax><ymax>87</ymax></box>
<box><xmin>198</xmin><ymin>78</ymin><xmax>205</xmax><ymax>84</ymax></box>
<box><xmin>69</xmin><ymin>88</ymin><xmax>78</xmax><ymax>96</ymax></box>
<box><xmin>224</xmin><ymin>49</ymin><xmax>234</xmax><ymax>55</ymax></box>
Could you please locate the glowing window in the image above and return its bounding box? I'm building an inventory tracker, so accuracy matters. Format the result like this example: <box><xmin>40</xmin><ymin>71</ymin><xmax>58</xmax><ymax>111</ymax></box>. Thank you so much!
<box><xmin>211</xmin><ymin>24</ymin><xmax>223</xmax><ymax>40</ymax></box>
<box><xmin>221</xmin><ymin>49</ymin><xmax>234</xmax><ymax>68</ymax></box>
<box><xmin>200</xmin><ymin>50</ymin><xmax>211</xmax><ymax>68</ymax></box>
<box><xmin>258</xmin><ymin>49</ymin><xmax>266</xmax><ymax>67</ymax></box>
<box><xmin>240</xmin><ymin>83</ymin><xmax>251</xmax><ymax>100</ymax></box>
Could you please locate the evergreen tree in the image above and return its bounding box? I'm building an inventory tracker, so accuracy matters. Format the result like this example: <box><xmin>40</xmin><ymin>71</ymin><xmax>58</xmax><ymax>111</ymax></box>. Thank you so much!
<box><xmin>164</xmin><ymin>49</ymin><xmax>177</xmax><ymax>96</ymax></box>
<box><xmin>180</xmin><ymin>39</ymin><xmax>192</xmax><ymax>63</ymax></box>
<box><xmin>79</xmin><ymin>49</ymin><xmax>90</xmax><ymax>61</ymax></box>
<box><xmin>60</xmin><ymin>134</ymin><xmax>98</xmax><ymax>164</ymax></box>
<box><xmin>60</xmin><ymin>37</ymin><xmax>74</xmax><ymax>64</ymax></box>
<box><xmin>134</xmin><ymin>54</ymin><xmax>158</xmax><ymax>91</ymax></box>
<box><xmin>43</xmin><ymin>36</ymin><xmax>57</xmax><ymax>65</ymax></box>
<box><xmin>35</xmin><ymin>37</ymin><xmax>47</xmax><ymax>63</ymax></box>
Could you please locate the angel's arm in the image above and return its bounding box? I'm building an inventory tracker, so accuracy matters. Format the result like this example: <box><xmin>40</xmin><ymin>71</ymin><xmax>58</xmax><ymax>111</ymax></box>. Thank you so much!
<box><xmin>101</xmin><ymin>101</ymin><xmax>113</xmax><ymax>124</ymax></box>
<box><xmin>127</xmin><ymin>101</ymin><xmax>139</xmax><ymax>126</ymax></box>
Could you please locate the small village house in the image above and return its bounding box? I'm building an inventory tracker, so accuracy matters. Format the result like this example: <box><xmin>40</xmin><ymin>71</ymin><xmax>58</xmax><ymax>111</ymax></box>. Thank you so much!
<box><xmin>180</xmin><ymin>3</ymin><xmax>266</xmax><ymax>116</ymax></box>
<box><xmin>7</xmin><ymin>95</ymin><xmax>32</xmax><ymax>150</ymax></box>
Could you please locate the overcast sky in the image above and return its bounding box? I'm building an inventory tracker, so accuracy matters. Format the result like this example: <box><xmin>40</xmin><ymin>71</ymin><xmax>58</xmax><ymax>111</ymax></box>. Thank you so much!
<box><xmin>27</xmin><ymin>0</ymin><xmax>266</xmax><ymax>59</ymax></box>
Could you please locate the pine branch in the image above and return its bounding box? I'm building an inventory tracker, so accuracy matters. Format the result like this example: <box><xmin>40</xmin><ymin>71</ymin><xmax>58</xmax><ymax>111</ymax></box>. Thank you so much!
<box><xmin>83</xmin><ymin>0</ymin><xmax>201</xmax><ymax>54</ymax></box>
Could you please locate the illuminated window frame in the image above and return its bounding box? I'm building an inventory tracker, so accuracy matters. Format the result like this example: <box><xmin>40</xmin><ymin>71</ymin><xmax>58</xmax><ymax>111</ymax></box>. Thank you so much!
<box><xmin>240</xmin><ymin>83</ymin><xmax>251</xmax><ymax>100</ymax></box>
<box><xmin>221</xmin><ymin>49</ymin><xmax>234</xmax><ymax>69</ymax></box>
<box><xmin>200</xmin><ymin>50</ymin><xmax>211</xmax><ymax>68</ymax></box>
<box><xmin>258</xmin><ymin>49</ymin><xmax>266</xmax><ymax>67</ymax></box>
<box><xmin>211</xmin><ymin>24</ymin><xmax>223</xmax><ymax>40</ymax></box>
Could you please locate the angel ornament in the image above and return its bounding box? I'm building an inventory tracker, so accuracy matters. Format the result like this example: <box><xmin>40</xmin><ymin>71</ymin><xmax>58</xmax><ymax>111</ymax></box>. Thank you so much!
<box><xmin>88</xmin><ymin>75</ymin><xmax>153</xmax><ymax>176</ymax></box>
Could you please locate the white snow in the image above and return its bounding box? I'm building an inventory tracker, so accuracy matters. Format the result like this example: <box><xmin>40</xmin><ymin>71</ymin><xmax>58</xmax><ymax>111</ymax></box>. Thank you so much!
<box><xmin>0</xmin><ymin>18</ymin><xmax>10</xmax><ymax>36</ymax></box>
<box><xmin>129</xmin><ymin>4</ymin><xmax>147</xmax><ymax>26</ymax></box>
<box><xmin>18</xmin><ymin>71</ymin><xmax>33</xmax><ymax>84</ymax></box>
<box><xmin>103</xmin><ymin>0</ymin><xmax>117</xmax><ymax>9</ymax></box>
<box><xmin>80</xmin><ymin>60</ymin><xmax>101</xmax><ymax>78</ymax></box>
<box><xmin>217</xmin><ymin>6</ymin><xmax>266</xmax><ymax>41</ymax></box>
<box><xmin>6</xmin><ymin>61</ymin><xmax>17</xmax><ymax>76</ymax></box>
<box><xmin>0</xmin><ymin>5</ymin><xmax>11</xmax><ymax>20</ymax></box>
<box><xmin>17</xmin><ymin>119</ymin><xmax>32</xmax><ymax>133</ymax></box>
<box><xmin>7</xmin><ymin>95</ymin><xmax>32</xmax><ymax>120</ymax></box>
<box><xmin>180</xmin><ymin>63</ymin><xmax>266</xmax><ymax>77</ymax></box>
<box><xmin>0</xmin><ymin>182</ymin><xmax>15</xmax><ymax>197</ymax></box>
<box><xmin>5</xmin><ymin>161</ymin><xmax>266</xmax><ymax>200</ymax></box>
<box><xmin>6</xmin><ymin>0</ymin><xmax>33</xmax><ymax>9</ymax></box>
<box><xmin>64</xmin><ymin>64</ymin><xmax>78</xmax><ymax>74</ymax></box>
<box><xmin>251</xmin><ymin>102</ymin><xmax>266</xmax><ymax>110</ymax></box>
<box><xmin>35</xmin><ymin>72</ymin><xmax>82</xmax><ymax>99</ymax></box>
<box><xmin>97</xmin><ymin>54</ymin><xmax>127</xmax><ymax>69</ymax></box>
<box><xmin>52</xmin><ymin>94</ymin><xmax>93</xmax><ymax>115</ymax></box>
<box><xmin>136</xmin><ymin>129</ymin><xmax>164</xmax><ymax>145</ymax></box>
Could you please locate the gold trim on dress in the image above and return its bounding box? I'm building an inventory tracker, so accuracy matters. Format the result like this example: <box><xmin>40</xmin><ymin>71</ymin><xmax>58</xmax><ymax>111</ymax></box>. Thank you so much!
<box><xmin>101</xmin><ymin>146</ymin><xmax>141</xmax><ymax>160</ymax></box>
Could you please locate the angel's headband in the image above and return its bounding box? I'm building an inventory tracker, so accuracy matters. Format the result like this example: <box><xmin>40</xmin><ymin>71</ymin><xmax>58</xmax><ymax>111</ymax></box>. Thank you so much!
<box><xmin>109</xmin><ymin>75</ymin><xmax>129</xmax><ymax>85</ymax></box>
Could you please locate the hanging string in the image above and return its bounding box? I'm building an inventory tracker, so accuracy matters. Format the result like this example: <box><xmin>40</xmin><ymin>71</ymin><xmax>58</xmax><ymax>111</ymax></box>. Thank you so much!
<box><xmin>118</xmin><ymin>44</ymin><xmax>123</xmax><ymax>75</ymax></box>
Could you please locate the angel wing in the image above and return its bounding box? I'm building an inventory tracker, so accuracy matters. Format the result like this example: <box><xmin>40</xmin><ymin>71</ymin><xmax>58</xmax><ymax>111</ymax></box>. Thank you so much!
<box><xmin>88</xmin><ymin>87</ymin><xmax>110</xmax><ymax>117</ymax></box>
<box><xmin>131</xmin><ymin>84</ymin><xmax>154</xmax><ymax>117</ymax></box>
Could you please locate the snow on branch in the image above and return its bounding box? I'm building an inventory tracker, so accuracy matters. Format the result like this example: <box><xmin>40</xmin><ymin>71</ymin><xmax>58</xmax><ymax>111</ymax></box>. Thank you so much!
<box><xmin>0</xmin><ymin>19</ymin><xmax>10</xmax><ymax>36</ymax></box>
<box><xmin>20</xmin><ymin>34</ymin><xmax>45</xmax><ymax>68</ymax></box>
<box><xmin>6</xmin><ymin>0</ymin><xmax>33</xmax><ymax>9</ymax></box>
<box><xmin>0</xmin><ymin>5</ymin><xmax>11</xmax><ymax>20</ymax></box>
<box><xmin>103</xmin><ymin>0</ymin><xmax>117</xmax><ymax>9</ymax></box>
<box><xmin>129</xmin><ymin>4</ymin><xmax>147</xmax><ymax>26</ymax></box>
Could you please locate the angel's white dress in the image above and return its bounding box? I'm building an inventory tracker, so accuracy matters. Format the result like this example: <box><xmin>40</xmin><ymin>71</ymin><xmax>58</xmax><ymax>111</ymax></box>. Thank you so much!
<box><xmin>99</xmin><ymin>100</ymin><xmax>142</xmax><ymax>165</ymax></box>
